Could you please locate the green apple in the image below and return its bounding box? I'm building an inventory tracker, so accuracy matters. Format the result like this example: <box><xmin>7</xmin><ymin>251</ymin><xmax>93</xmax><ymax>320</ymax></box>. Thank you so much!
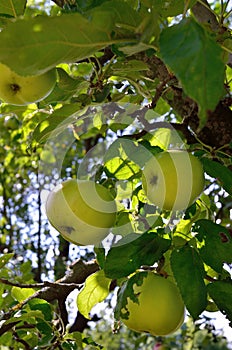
<box><xmin>4</xmin><ymin>115</ymin><xmax>20</xmax><ymax>130</ymax></box>
<box><xmin>120</xmin><ymin>271</ymin><xmax>185</xmax><ymax>336</ymax></box>
<box><xmin>0</xmin><ymin>63</ymin><xmax>57</xmax><ymax>105</ymax></box>
<box><xmin>45</xmin><ymin>179</ymin><xmax>117</xmax><ymax>246</ymax></box>
<box><xmin>142</xmin><ymin>150</ymin><xmax>205</xmax><ymax>211</ymax></box>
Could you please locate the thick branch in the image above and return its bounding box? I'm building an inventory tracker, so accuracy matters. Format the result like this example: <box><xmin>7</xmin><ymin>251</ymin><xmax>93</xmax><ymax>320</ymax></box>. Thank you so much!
<box><xmin>191</xmin><ymin>0</ymin><xmax>219</xmax><ymax>31</ymax></box>
<box><xmin>132</xmin><ymin>53</ymin><xmax>232</xmax><ymax>152</ymax></box>
<box><xmin>192</xmin><ymin>0</ymin><xmax>232</xmax><ymax>68</ymax></box>
<box><xmin>0</xmin><ymin>259</ymin><xmax>99</xmax><ymax>336</ymax></box>
<box><xmin>37</xmin><ymin>259</ymin><xmax>99</xmax><ymax>302</ymax></box>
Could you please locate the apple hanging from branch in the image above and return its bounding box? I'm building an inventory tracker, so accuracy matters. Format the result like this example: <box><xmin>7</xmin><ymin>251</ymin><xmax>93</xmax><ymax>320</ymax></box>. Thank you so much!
<box><xmin>118</xmin><ymin>271</ymin><xmax>185</xmax><ymax>336</ymax></box>
<box><xmin>142</xmin><ymin>150</ymin><xmax>205</xmax><ymax>211</ymax></box>
<box><xmin>45</xmin><ymin>179</ymin><xmax>117</xmax><ymax>246</ymax></box>
<box><xmin>0</xmin><ymin>63</ymin><xmax>57</xmax><ymax>105</ymax></box>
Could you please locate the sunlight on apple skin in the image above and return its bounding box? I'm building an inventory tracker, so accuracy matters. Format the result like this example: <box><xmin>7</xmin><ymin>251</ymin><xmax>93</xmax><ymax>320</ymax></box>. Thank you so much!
<box><xmin>142</xmin><ymin>150</ymin><xmax>205</xmax><ymax>211</ymax></box>
<box><xmin>0</xmin><ymin>63</ymin><xmax>57</xmax><ymax>105</ymax></box>
<box><xmin>120</xmin><ymin>271</ymin><xmax>185</xmax><ymax>336</ymax></box>
<box><xmin>45</xmin><ymin>179</ymin><xmax>117</xmax><ymax>246</ymax></box>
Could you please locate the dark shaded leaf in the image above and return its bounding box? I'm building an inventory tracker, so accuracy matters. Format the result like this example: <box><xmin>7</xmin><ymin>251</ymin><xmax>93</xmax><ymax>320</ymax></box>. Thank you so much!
<box><xmin>160</xmin><ymin>18</ymin><xmax>225</xmax><ymax>127</ymax></box>
<box><xmin>207</xmin><ymin>280</ymin><xmax>232</xmax><ymax>325</ymax></box>
<box><xmin>104</xmin><ymin>231</ymin><xmax>171</xmax><ymax>279</ymax></box>
<box><xmin>194</xmin><ymin>219</ymin><xmax>232</xmax><ymax>273</ymax></box>
<box><xmin>29</xmin><ymin>298</ymin><xmax>53</xmax><ymax>322</ymax></box>
<box><xmin>201</xmin><ymin>157</ymin><xmax>232</xmax><ymax>195</ymax></box>
<box><xmin>153</xmin><ymin>0</ymin><xmax>196</xmax><ymax>17</ymax></box>
<box><xmin>114</xmin><ymin>271</ymin><xmax>148</xmax><ymax>320</ymax></box>
<box><xmin>171</xmin><ymin>245</ymin><xmax>207</xmax><ymax>319</ymax></box>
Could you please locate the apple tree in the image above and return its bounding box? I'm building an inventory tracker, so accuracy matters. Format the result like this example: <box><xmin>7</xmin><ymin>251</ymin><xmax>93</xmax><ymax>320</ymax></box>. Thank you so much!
<box><xmin>0</xmin><ymin>0</ymin><xmax>232</xmax><ymax>349</ymax></box>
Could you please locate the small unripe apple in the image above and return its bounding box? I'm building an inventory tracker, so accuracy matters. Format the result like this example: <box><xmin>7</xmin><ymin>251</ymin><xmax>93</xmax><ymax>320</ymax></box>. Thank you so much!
<box><xmin>119</xmin><ymin>271</ymin><xmax>185</xmax><ymax>336</ymax></box>
<box><xmin>0</xmin><ymin>63</ymin><xmax>57</xmax><ymax>105</ymax></box>
<box><xmin>45</xmin><ymin>179</ymin><xmax>117</xmax><ymax>246</ymax></box>
<box><xmin>142</xmin><ymin>150</ymin><xmax>205</xmax><ymax>211</ymax></box>
<box><xmin>4</xmin><ymin>115</ymin><xmax>20</xmax><ymax>130</ymax></box>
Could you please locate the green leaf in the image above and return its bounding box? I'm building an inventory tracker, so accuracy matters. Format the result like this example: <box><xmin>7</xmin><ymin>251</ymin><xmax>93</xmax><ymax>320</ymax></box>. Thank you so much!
<box><xmin>4</xmin><ymin>310</ymin><xmax>43</xmax><ymax>325</ymax></box>
<box><xmin>28</xmin><ymin>298</ymin><xmax>53</xmax><ymax>322</ymax></box>
<box><xmin>77</xmin><ymin>270</ymin><xmax>111</xmax><ymax>319</ymax></box>
<box><xmin>0</xmin><ymin>0</ymin><xmax>26</xmax><ymax>17</ymax></box>
<box><xmin>104</xmin><ymin>157</ymin><xmax>140</xmax><ymax>180</ymax></box>
<box><xmin>0</xmin><ymin>252</ymin><xmax>14</xmax><ymax>268</ymax></box>
<box><xmin>103</xmin><ymin>138</ymin><xmax>151</xmax><ymax>178</ymax></box>
<box><xmin>160</xmin><ymin>18</ymin><xmax>225</xmax><ymax>127</ymax></box>
<box><xmin>104</xmin><ymin>231</ymin><xmax>171</xmax><ymax>279</ymax></box>
<box><xmin>0</xmin><ymin>332</ymin><xmax>12</xmax><ymax>346</ymax></box>
<box><xmin>32</xmin><ymin>104</ymin><xmax>84</xmax><ymax>144</ymax></box>
<box><xmin>0</xmin><ymin>1</ymin><xmax>139</xmax><ymax>75</ymax></box>
<box><xmin>171</xmin><ymin>245</ymin><xmax>207</xmax><ymax>319</ymax></box>
<box><xmin>194</xmin><ymin>219</ymin><xmax>232</xmax><ymax>273</ymax></box>
<box><xmin>201</xmin><ymin>157</ymin><xmax>232</xmax><ymax>195</ymax></box>
<box><xmin>114</xmin><ymin>271</ymin><xmax>148</xmax><ymax>321</ymax></box>
<box><xmin>94</xmin><ymin>246</ymin><xmax>106</xmax><ymax>269</ymax></box>
<box><xmin>207</xmin><ymin>280</ymin><xmax>232</xmax><ymax>324</ymax></box>
<box><xmin>111</xmin><ymin>59</ymin><xmax>149</xmax><ymax>75</ymax></box>
<box><xmin>0</xmin><ymin>13</ymin><xmax>109</xmax><ymax>75</ymax></box>
<box><xmin>152</xmin><ymin>0</ymin><xmax>197</xmax><ymax>17</ymax></box>
<box><xmin>11</xmin><ymin>286</ymin><xmax>35</xmax><ymax>302</ymax></box>
<box><xmin>37</xmin><ymin>321</ymin><xmax>54</xmax><ymax>346</ymax></box>
<box><xmin>148</xmin><ymin>128</ymin><xmax>173</xmax><ymax>149</ymax></box>
<box><xmin>43</xmin><ymin>67</ymin><xmax>88</xmax><ymax>104</ymax></box>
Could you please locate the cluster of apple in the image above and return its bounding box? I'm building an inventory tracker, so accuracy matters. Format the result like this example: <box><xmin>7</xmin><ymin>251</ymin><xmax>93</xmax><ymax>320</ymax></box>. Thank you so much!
<box><xmin>0</xmin><ymin>63</ymin><xmax>56</xmax><ymax>105</ymax></box>
<box><xmin>0</xmin><ymin>63</ymin><xmax>206</xmax><ymax>338</ymax></box>
<box><xmin>45</xmin><ymin>150</ymin><xmax>204</xmax><ymax>246</ymax></box>
<box><xmin>45</xmin><ymin>150</ymin><xmax>205</xmax><ymax>336</ymax></box>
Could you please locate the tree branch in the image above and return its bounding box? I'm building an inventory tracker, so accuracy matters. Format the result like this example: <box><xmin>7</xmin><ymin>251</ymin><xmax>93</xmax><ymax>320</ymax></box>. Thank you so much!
<box><xmin>191</xmin><ymin>0</ymin><xmax>220</xmax><ymax>31</ymax></box>
<box><xmin>0</xmin><ymin>259</ymin><xmax>99</xmax><ymax>336</ymax></box>
<box><xmin>131</xmin><ymin>53</ymin><xmax>232</xmax><ymax>153</ymax></box>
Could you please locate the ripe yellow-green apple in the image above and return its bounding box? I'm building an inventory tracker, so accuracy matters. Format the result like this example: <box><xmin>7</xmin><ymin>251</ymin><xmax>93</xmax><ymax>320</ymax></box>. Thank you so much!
<box><xmin>45</xmin><ymin>179</ymin><xmax>117</xmax><ymax>246</ymax></box>
<box><xmin>0</xmin><ymin>63</ymin><xmax>57</xmax><ymax>105</ymax></box>
<box><xmin>142</xmin><ymin>150</ymin><xmax>205</xmax><ymax>211</ymax></box>
<box><xmin>120</xmin><ymin>271</ymin><xmax>185</xmax><ymax>336</ymax></box>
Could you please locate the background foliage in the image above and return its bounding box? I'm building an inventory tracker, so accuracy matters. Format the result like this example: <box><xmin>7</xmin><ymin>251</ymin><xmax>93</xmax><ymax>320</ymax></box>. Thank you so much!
<box><xmin>0</xmin><ymin>0</ymin><xmax>232</xmax><ymax>349</ymax></box>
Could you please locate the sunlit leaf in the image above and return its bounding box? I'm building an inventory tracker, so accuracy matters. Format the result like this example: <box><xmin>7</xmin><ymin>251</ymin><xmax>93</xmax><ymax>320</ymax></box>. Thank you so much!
<box><xmin>11</xmin><ymin>286</ymin><xmax>35</xmax><ymax>302</ymax></box>
<box><xmin>104</xmin><ymin>157</ymin><xmax>140</xmax><ymax>180</ymax></box>
<box><xmin>77</xmin><ymin>270</ymin><xmax>111</xmax><ymax>319</ymax></box>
